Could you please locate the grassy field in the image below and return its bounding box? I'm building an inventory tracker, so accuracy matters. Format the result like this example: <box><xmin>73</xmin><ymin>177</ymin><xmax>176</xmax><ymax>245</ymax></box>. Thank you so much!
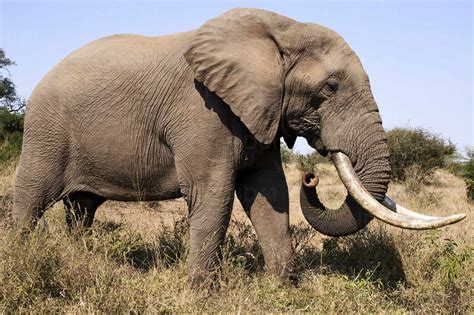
<box><xmin>0</xmin><ymin>161</ymin><xmax>472</xmax><ymax>313</ymax></box>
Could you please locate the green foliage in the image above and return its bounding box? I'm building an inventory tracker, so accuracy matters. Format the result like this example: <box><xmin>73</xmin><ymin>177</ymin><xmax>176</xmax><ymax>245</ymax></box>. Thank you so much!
<box><xmin>0</xmin><ymin>49</ymin><xmax>25</xmax><ymax>163</ymax></box>
<box><xmin>0</xmin><ymin>107</ymin><xmax>23</xmax><ymax>163</ymax></box>
<box><xmin>425</xmin><ymin>230</ymin><xmax>472</xmax><ymax>308</ymax></box>
<box><xmin>463</xmin><ymin>155</ymin><xmax>474</xmax><ymax>200</ymax></box>
<box><xmin>387</xmin><ymin>127</ymin><xmax>456</xmax><ymax>183</ymax></box>
<box><xmin>280</xmin><ymin>141</ymin><xmax>295</xmax><ymax>166</ymax></box>
<box><xmin>0</xmin><ymin>49</ymin><xmax>26</xmax><ymax>112</ymax></box>
<box><xmin>435</xmin><ymin>238</ymin><xmax>471</xmax><ymax>289</ymax></box>
<box><xmin>448</xmin><ymin>161</ymin><xmax>466</xmax><ymax>177</ymax></box>
<box><xmin>446</xmin><ymin>147</ymin><xmax>474</xmax><ymax>200</ymax></box>
<box><xmin>295</xmin><ymin>151</ymin><xmax>328</xmax><ymax>173</ymax></box>
<box><xmin>280</xmin><ymin>141</ymin><xmax>329</xmax><ymax>172</ymax></box>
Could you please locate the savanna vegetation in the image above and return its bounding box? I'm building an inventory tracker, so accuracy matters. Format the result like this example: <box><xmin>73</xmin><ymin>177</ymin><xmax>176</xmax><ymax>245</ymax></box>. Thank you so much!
<box><xmin>456</xmin><ymin>147</ymin><xmax>474</xmax><ymax>201</ymax></box>
<box><xmin>0</xmin><ymin>50</ymin><xmax>472</xmax><ymax>313</ymax></box>
<box><xmin>386</xmin><ymin>127</ymin><xmax>456</xmax><ymax>192</ymax></box>
<box><xmin>0</xmin><ymin>49</ymin><xmax>25</xmax><ymax>165</ymax></box>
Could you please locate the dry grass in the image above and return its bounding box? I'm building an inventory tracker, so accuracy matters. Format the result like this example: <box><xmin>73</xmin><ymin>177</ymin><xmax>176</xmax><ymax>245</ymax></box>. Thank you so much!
<box><xmin>0</xmin><ymin>161</ymin><xmax>472</xmax><ymax>313</ymax></box>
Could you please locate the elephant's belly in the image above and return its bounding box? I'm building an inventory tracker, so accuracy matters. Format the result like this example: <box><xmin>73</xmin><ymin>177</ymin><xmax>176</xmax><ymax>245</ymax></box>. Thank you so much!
<box><xmin>93</xmin><ymin>177</ymin><xmax>182</xmax><ymax>202</ymax></box>
<box><xmin>68</xmin><ymin>143</ymin><xmax>183</xmax><ymax>202</ymax></box>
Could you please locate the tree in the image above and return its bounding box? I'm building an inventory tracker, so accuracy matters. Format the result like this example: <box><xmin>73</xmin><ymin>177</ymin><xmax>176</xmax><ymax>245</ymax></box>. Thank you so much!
<box><xmin>0</xmin><ymin>49</ymin><xmax>25</xmax><ymax>162</ymax></box>
<box><xmin>1</xmin><ymin>49</ymin><xmax>26</xmax><ymax>112</ymax></box>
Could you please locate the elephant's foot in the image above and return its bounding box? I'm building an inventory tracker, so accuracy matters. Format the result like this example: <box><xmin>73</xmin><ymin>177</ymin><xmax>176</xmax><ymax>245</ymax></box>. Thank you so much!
<box><xmin>188</xmin><ymin>254</ymin><xmax>222</xmax><ymax>290</ymax></box>
<box><xmin>265</xmin><ymin>259</ymin><xmax>299</xmax><ymax>286</ymax></box>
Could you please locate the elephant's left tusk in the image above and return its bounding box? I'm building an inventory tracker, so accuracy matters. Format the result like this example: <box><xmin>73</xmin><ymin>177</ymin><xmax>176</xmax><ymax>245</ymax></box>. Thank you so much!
<box><xmin>332</xmin><ymin>152</ymin><xmax>467</xmax><ymax>230</ymax></box>
<box><xmin>382</xmin><ymin>196</ymin><xmax>443</xmax><ymax>220</ymax></box>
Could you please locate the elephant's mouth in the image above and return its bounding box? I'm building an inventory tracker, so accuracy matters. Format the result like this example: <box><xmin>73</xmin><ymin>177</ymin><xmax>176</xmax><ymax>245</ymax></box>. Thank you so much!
<box><xmin>316</xmin><ymin>148</ymin><xmax>328</xmax><ymax>157</ymax></box>
<box><xmin>309</xmin><ymin>137</ymin><xmax>328</xmax><ymax>157</ymax></box>
<box><xmin>300</xmin><ymin>151</ymin><xmax>466</xmax><ymax>233</ymax></box>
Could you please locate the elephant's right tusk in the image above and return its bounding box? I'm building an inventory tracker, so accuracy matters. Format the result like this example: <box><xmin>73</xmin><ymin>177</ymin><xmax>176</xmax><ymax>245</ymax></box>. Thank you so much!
<box><xmin>332</xmin><ymin>152</ymin><xmax>467</xmax><ymax>229</ymax></box>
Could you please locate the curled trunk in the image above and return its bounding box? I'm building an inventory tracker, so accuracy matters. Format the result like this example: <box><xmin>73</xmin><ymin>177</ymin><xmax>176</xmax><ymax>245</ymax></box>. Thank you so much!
<box><xmin>300</xmin><ymin>112</ymin><xmax>391</xmax><ymax>236</ymax></box>
<box><xmin>300</xmin><ymin>153</ymin><xmax>466</xmax><ymax>236</ymax></box>
<box><xmin>300</xmin><ymin>172</ymin><xmax>375</xmax><ymax>237</ymax></box>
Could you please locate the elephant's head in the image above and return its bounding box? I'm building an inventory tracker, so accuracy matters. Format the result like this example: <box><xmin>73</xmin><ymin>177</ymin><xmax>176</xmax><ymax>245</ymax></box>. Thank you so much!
<box><xmin>184</xmin><ymin>8</ymin><xmax>465</xmax><ymax>236</ymax></box>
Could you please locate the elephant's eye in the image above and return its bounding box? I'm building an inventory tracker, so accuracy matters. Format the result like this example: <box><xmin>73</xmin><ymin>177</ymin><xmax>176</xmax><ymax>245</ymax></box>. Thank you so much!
<box><xmin>324</xmin><ymin>82</ymin><xmax>338</xmax><ymax>95</ymax></box>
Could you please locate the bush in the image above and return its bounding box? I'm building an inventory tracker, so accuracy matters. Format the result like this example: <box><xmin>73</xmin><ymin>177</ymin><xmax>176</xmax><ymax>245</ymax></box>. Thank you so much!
<box><xmin>280</xmin><ymin>141</ymin><xmax>329</xmax><ymax>171</ymax></box>
<box><xmin>295</xmin><ymin>151</ymin><xmax>328</xmax><ymax>173</ymax></box>
<box><xmin>463</xmin><ymin>157</ymin><xmax>474</xmax><ymax>200</ymax></box>
<box><xmin>0</xmin><ymin>107</ymin><xmax>24</xmax><ymax>163</ymax></box>
<box><xmin>387</xmin><ymin>127</ymin><xmax>455</xmax><ymax>183</ymax></box>
<box><xmin>280</xmin><ymin>142</ymin><xmax>295</xmax><ymax>166</ymax></box>
<box><xmin>0</xmin><ymin>49</ymin><xmax>25</xmax><ymax>164</ymax></box>
<box><xmin>447</xmin><ymin>147</ymin><xmax>474</xmax><ymax>200</ymax></box>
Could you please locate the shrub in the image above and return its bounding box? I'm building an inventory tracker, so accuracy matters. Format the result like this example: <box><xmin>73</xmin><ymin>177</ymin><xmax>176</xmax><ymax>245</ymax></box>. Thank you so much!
<box><xmin>463</xmin><ymin>156</ymin><xmax>474</xmax><ymax>200</ymax></box>
<box><xmin>0</xmin><ymin>102</ymin><xmax>24</xmax><ymax>164</ymax></box>
<box><xmin>434</xmin><ymin>238</ymin><xmax>471</xmax><ymax>290</ymax></box>
<box><xmin>386</xmin><ymin>127</ymin><xmax>455</xmax><ymax>183</ymax></box>
<box><xmin>295</xmin><ymin>151</ymin><xmax>328</xmax><ymax>173</ymax></box>
<box><xmin>280</xmin><ymin>141</ymin><xmax>329</xmax><ymax>171</ymax></box>
<box><xmin>0</xmin><ymin>49</ymin><xmax>26</xmax><ymax>164</ymax></box>
<box><xmin>448</xmin><ymin>161</ymin><xmax>466</xmax><ymax>177</ymax></box>
<box><xmin>280</xmin><ymin>142</ymin><xmax>295</xmax><ymax>166</ymax></box>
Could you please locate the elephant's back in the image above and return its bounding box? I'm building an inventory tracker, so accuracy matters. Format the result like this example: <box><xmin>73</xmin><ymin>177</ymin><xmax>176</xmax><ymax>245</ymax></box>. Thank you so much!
<box><xmin>27</xmin><ymin>31</ymin><xmax>196</xmax><ymax>114</ymax></box>
<box><xmin>61</xmin><ymin>31</ymin><xmax>196</xmax><ymax>67</ymax></box>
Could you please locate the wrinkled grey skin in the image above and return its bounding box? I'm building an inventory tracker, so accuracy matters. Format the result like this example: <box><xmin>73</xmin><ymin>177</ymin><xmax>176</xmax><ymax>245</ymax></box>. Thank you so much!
<box><xmin>13</xmin><ymin>8</ymin><xmax>390</xmax><ymax>284</ymax></box>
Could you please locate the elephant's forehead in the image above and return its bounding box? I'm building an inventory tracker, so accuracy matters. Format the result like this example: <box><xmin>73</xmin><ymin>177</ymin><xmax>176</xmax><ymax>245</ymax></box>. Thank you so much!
<box><xmin>293</xmin><ymin>48</ymin><xmax>365</xmax><ymax>83</ymax></box>
<box><xmin>285</xmin><ymin>24</ymin><xmax>361</xmax><ymax>70</ymax></box>
<box><xmin>295</xmin><ymin>23</ymin><xmax>351</xmax><ymax>51</ymax></box>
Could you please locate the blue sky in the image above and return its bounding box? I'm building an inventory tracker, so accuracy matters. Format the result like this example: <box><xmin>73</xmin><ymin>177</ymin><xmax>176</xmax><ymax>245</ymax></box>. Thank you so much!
<box><xmin>1</xmin><ymin>0</ymin><xmax>472</xmax><ymax>154</ymax></box>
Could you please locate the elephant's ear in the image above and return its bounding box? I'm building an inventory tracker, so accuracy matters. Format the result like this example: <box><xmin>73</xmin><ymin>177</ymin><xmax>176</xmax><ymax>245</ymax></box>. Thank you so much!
<box><xmin>184</xmin><ymin>8</ymin><xmax>296</xmax><ymax>144</ymax></box>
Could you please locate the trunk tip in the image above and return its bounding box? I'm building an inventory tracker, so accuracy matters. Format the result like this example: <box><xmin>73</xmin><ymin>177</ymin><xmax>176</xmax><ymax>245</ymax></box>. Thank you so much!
<box><xmin>303</xmin><ymin>172</ymin><xmax>319</xmax><ymax>188</ymax></box>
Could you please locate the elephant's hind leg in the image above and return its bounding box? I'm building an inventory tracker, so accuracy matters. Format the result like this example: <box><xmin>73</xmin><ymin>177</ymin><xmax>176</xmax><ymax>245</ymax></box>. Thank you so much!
<box><xmin>12</xmin><ymin>114</ymin><xmax>75</xmax><ymax>229</ymax></box>
<box><xmin>63</xmin><ymin>192</ymin><xmax>106</xmax><ymax>229</ymax></box>
<box><xmin>12</xmin><ymin>161</ymin><xmax>65</xmax><ymax>230</ymax></box>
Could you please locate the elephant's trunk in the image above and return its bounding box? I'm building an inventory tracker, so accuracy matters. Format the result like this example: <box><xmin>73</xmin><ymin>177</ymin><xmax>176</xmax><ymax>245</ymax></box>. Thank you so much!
<box><xmin>301</xmin><ymin>171</ymin><xmax>372</xmax><ymax>236</ymax></box>
<box><xmin>299</xmin><ymin>100</ymin><xmax>392</xmax><ymax>236</ymax></box>
<box><xmin>300</xmin><ymin>170</ymin><xmax>371</xmax><ymax>236</ymax></box>
<box><xmin>300</xmin><ymin>152</ymin><xmax>466</xmax><ymax>236</ymax></box>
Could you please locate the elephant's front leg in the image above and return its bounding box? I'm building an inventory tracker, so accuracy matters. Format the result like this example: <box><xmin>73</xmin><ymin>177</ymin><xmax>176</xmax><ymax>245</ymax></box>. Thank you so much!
<box><xmin>236</xmin><ymin>159</ymin><xmax>294</xmax><ymax>281</ymax></box>
<box><xmin>178</xmin><ymin>167</ymin><xmax>235</xmax><ymax>286</ymax></box>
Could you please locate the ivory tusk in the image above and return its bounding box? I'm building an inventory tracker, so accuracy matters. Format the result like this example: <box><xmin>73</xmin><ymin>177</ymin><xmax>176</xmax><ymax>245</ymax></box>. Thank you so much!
<box><xmin>332</xmin><ymin>152</ymin><xmax>466</xmax><ymax>230</ymax></box>
<box><xmin>382</xmin><ymin>196</ymin><xmax>444</xmax><ymax>220</ymax></box>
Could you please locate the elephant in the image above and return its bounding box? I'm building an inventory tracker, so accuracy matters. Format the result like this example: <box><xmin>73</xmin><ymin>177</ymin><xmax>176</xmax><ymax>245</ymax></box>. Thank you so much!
<box><xmin>13</xmin><ymin>8</ymin><xmax>465</xmax><ymax>285</ymax></box>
